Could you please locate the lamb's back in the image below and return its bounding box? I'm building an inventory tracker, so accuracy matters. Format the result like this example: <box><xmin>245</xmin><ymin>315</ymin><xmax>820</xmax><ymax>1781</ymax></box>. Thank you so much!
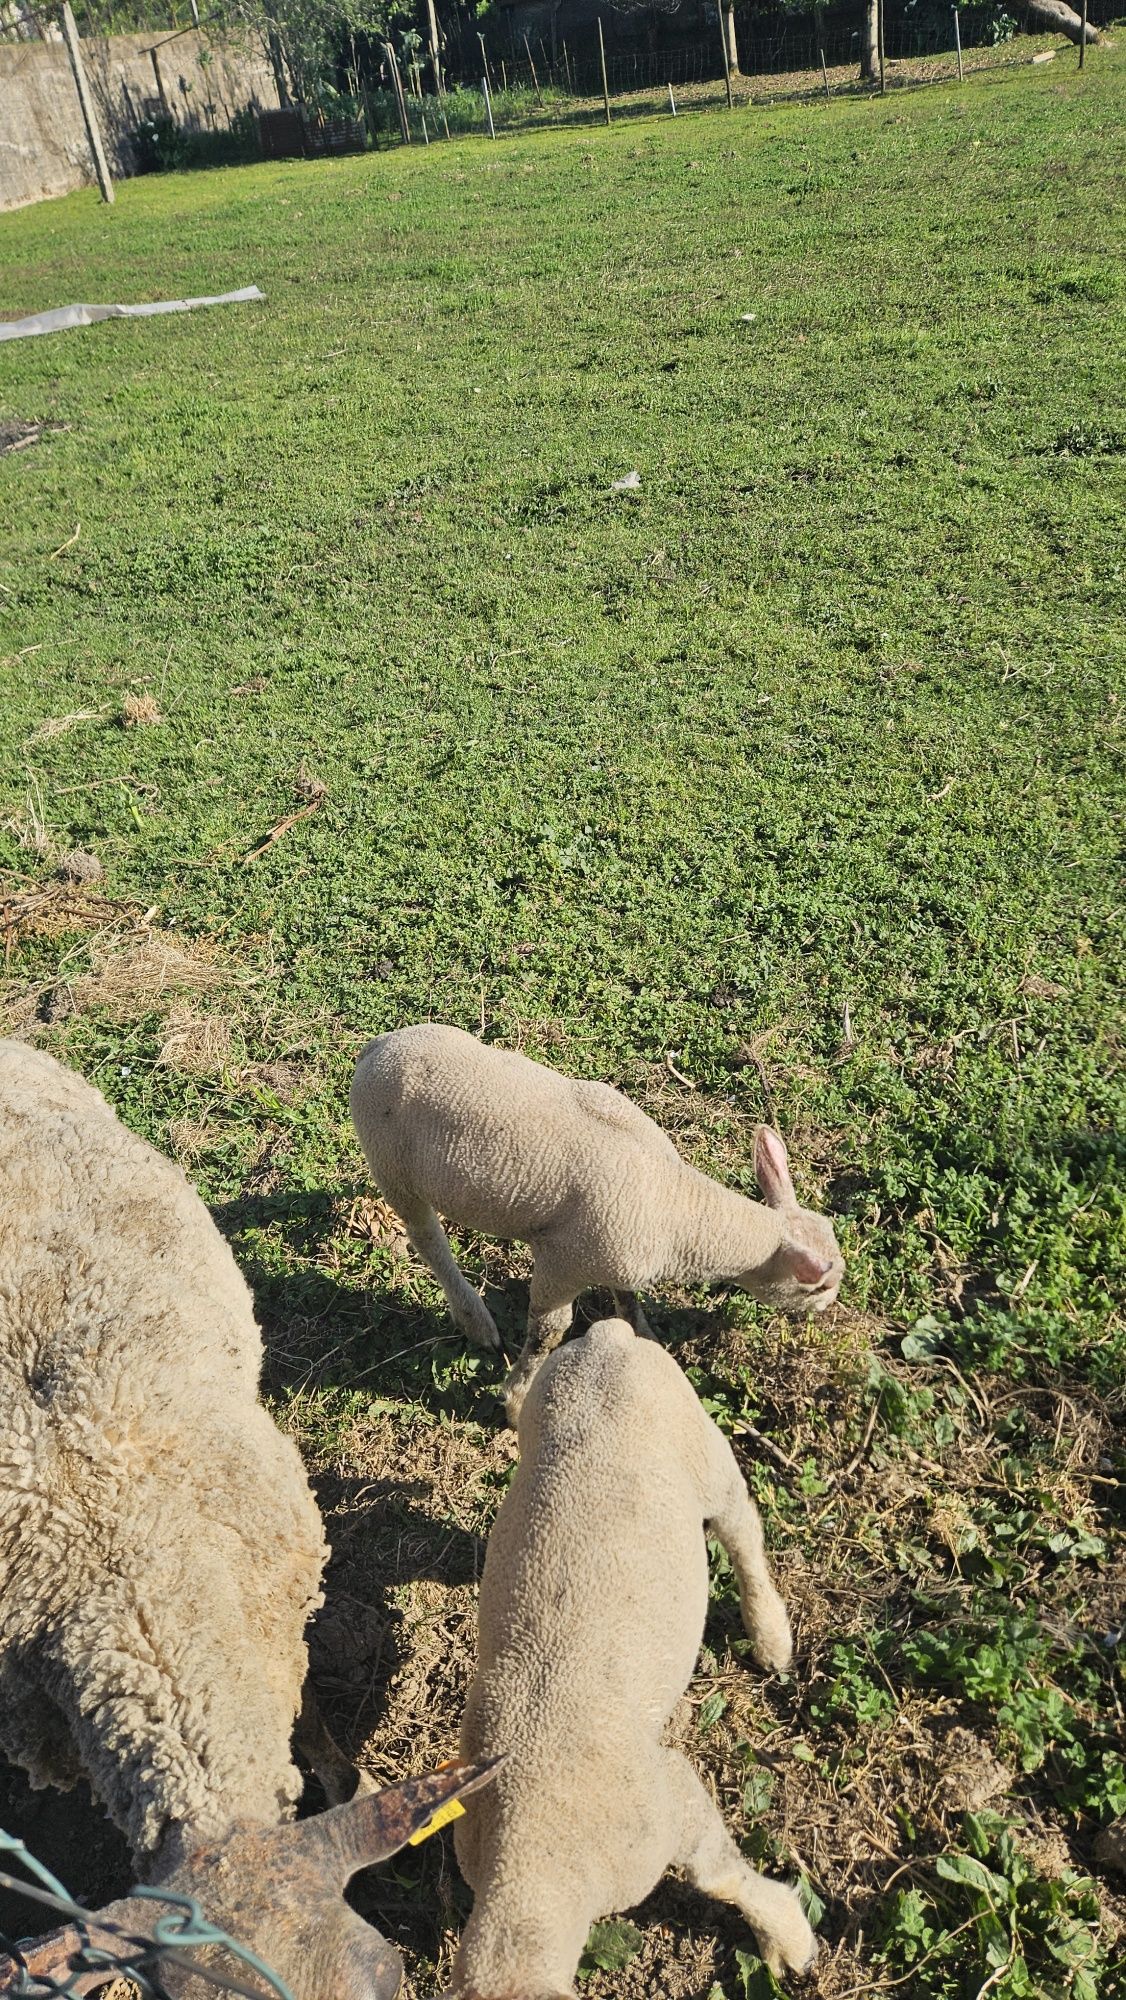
<box><xmin>352</xmin><ymin>1024</ymin><xmax>680</xmax><ymax>1237</ymax></box>
<box><xmin>466</xmin><ymin>1324</ymin><xmax>712</xmax><ymax>1758</ymax></box>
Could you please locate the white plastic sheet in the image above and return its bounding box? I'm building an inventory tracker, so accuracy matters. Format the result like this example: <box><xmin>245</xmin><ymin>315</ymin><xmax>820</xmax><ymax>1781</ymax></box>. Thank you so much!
<box><xmin>0</xmin><ymin>286</ymin><xmax>265</xmax><ymax>342</ymax></box>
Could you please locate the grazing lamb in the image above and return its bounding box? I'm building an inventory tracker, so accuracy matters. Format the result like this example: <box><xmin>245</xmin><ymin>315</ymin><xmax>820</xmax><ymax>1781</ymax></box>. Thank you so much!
<box><xmin>350</xmin><ymin>1023</ymin><xmax>843</xmax><ymax>1418</ymax></box>
<box><xmin>447</xmin><ymin>1317</ymin><xmax>817</xmax><ymax>1998</ymax></box>
<box><xmin>0</xmin><ymin>1037</ymin><xmax>497</xmax><ymax>2000</ymax></box>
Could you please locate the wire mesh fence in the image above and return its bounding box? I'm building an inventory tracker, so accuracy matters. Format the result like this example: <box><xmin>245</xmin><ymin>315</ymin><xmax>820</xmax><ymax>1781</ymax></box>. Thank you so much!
<box><xmin>0</xmin><ymin>1828</ymin><xmax>292</xmax><ymax>2000</ymax></box>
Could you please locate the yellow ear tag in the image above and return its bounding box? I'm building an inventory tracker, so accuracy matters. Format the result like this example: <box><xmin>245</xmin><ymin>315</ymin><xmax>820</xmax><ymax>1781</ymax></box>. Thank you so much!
<box><xmin>408</xmin><ymin>1796</ymin><xmax>466</xmax><ymax>1846</ymax></box>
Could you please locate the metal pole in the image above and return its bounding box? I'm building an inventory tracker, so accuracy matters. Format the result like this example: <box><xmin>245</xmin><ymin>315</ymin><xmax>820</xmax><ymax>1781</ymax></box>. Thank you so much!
<box><xmin>1079</xmin><ymin>0</ymin><xmax>1088</xmax><ymax>65</ymax></box>
<box><xmin>820</xmin><ymin>45</ymin><xmax>830</xmax><ymax>99</ymax></box>
<box><xmin>877</xmin><ymin>0</ymin><xmax>886</xmax><ymax>93</ymax></box>
<box><xmin>668</xmin><ymin>80</ymin><xmax>677</xmax><ymax>114</ymax></box>
<box><xmin>478</xmin><ymin>31</ymin><xmax>492</xmax><ymax>89</ymax></box>
<box><xmin>59</xmin><ymin>2</ymin><xmax>114</xmax><ymax>203</ymax></box>
<box><xmin>482</xmin><ymin>72</ymin><xmax>496</xmax><ymax>137</ymax></box>
<box><xmin>597</xmin><ymin>17</ymin><xmax>611</xmax><ymax>123</ymax></box>
<box><xmin>953</xmin><ymin>8</ymin><xmax>963</xmax><ymax>82</ymax></box>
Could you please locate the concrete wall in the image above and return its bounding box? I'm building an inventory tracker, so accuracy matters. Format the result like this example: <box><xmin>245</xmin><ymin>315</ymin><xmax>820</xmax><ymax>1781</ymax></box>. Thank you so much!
<box><xmin>0</xmin><ymin>28</ymin><xmax>280</xmax><ymax>211</ymax></box>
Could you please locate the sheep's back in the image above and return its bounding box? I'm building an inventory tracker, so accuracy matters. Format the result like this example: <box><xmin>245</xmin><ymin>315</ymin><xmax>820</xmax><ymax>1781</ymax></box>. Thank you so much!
<box><xmin>0</xmin><ymin>1039</ymin><xmax>325</xmax><ymax>1853</ymax></box>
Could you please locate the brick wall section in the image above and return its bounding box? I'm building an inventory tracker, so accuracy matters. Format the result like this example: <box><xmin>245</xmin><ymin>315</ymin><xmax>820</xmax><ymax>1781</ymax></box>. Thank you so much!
<box><xmin>0</xmin><ymin>29</ymin><xmax>279</xmax><ymax>211</ymax></box>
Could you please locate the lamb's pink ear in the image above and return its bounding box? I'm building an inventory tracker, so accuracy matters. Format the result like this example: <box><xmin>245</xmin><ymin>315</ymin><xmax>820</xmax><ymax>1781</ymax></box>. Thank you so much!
<box><xmin>754</xmin><ymin>1125</ymin><xmax>797</xmax><ymax>1209</ymax></box>
<box><xmin>780</xmin><ymin>1241</ymin><xmax>833</xmax><ymax>1287</ymax></box>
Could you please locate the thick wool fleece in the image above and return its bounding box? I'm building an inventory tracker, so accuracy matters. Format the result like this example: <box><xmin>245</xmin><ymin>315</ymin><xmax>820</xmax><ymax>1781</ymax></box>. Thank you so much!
<box><xmin>0</xmin><ymin>1040</ymin><xmax>326</xmax><ymax>1866</ymax></box>
<box><xmin>450</xmin><ymin>1320</ymin><xmax>814</xmax><ymax>1997</ymax></box>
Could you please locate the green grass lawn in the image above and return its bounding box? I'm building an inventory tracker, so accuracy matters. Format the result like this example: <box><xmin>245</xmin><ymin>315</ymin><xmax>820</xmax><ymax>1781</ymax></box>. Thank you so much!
<box><xmin>2</xmin><ymin>45</ymin><xmax>1124</xmax><ymax>2000</ymax></box>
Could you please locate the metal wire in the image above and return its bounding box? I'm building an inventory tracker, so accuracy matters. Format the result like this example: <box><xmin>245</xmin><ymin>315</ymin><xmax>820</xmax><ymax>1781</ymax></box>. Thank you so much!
<box><xmin>0</xmin><ymin>1830</ymin><xmax>294</xmax><ymax>2000</ymax></box>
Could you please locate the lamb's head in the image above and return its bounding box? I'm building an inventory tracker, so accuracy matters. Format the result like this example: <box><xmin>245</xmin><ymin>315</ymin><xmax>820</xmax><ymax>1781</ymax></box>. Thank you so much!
<box><xmin>740</xmin><ymin>1126</ymin><xmax>844</xmax><ymax>1316</ymax></box>
<box><xmin>18</xmin><ymin>1762</ymin><xmax>501</xmax><ymax>2000</ymax></box>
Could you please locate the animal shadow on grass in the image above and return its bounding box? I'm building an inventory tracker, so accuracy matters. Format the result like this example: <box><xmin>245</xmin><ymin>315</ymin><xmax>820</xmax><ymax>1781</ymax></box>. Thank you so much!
<box><xmin>210</xmin><ymin>1187</ymin><xmax>525</xmax><ymax>1408</ymax></box>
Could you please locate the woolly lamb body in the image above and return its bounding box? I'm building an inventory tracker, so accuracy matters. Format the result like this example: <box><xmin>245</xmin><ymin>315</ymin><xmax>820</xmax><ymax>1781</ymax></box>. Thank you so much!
<box><xmin>449</xmin><ymin>1319</ymin><xmax>816</xmax><ymax>1997</ymax></box>
<box><xmin>350</xmin><ymin>1024</ymin><xmax>844</xmax><ymax>1417</ymax></box>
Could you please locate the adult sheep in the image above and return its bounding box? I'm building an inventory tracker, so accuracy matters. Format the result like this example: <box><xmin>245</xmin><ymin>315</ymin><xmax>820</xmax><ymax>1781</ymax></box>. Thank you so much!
<box><xmin>0</xmin><ymin>1037</ymin><xmax>496</xmax><ymax>2000</ymax></box>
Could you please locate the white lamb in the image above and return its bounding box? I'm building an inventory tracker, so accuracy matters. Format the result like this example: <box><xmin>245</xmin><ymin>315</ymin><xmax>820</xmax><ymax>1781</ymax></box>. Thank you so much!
<box><xmin>447</xmin><ymin>1316</ymin><xmax>817</xmax><ymax>1997</ymax></box>
<box><xmin>350</xmin><ymin>1023</ymin><xmax>844</xmax><ymax>1418</ymax></box>
<box><xmin>0</xmin><ymin>1037</ymin><xmax>496</xmax><ymax>2000</ymax></box>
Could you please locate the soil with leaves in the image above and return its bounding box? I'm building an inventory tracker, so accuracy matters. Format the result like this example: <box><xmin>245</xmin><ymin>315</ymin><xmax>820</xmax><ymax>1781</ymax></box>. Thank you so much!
<box><xmin>1</xmin><ymin>42</ymin><xmax>1124</xmax><ymax>2000</ymax></box>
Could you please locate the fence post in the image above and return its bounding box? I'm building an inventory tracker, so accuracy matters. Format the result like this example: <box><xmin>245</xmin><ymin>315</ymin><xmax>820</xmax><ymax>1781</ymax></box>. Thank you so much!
<box><xmin>877</xmin><ymin>0</ymin><xmax>886</xmax><ymax>93</ymax></box>
<box><xmin>478</xmin><ymin>31</ymin><xmax>493</xmax><ymax>90</ymax></box>
<box><xmin>385</xmin><ymin>42</ymin><xmax>410</xmax><ymax>143</ymax></box>
<box><xmin>59</xmin><ymin>3</ymin><xmax>114</xmax><ymax>204</ymax></box>
<box><xmin>718</xmin><ymin>5</ymin><xmax>734</xmax><ymax>107</ymax></box>
<box><xmin>597</xmin><ymin>18</ymin><xmax>611</xmax><ymax>124</ymax></box>
<box><xmin>721</xmin><ymin>2</ymin><xmax>739</xmax><ymax>77</ymax></box>
<box><xmin>482</xmin><ymin>72</ymin><xmax>496</xmax><ymax>137</ymax></box>
<box><xmin>424</xmin><ymin>0</ymin><xmax>442</xmax><ymax>94</ymax></box>
<box><xmin>523</xmin><ymin>32</ymin><xmax>544</xmax><ymax>104</ymax></box>
<box><xmin>668</xmin><ymin>80</ymin><xmax>677</xmax><ymax>113</ymax></box>
<box><xmin>1079</xmin><ymin>0</ymin><xmax>1088</xmax><ymax>65</ymax></box>
<box><xmin>820</xmin><ymin>46</ymin><xmax>831</xmax><ymax>99</ymax></box>
<box><xmin>562</xmin><ymin>39</ymin><xmax>572</xmax><ymax>92</ymax></box>
<box><xmin>952</xmin><ymin>7</ymin><xmax>963</xmax><ymax>81</ymax></box>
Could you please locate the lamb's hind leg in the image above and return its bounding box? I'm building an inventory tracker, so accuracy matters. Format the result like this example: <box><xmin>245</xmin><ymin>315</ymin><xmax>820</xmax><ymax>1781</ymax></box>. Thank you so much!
<box><xmin>666</xmin><ymin>1752</ymin><xmax>816</xmax><ymax>1981</ymax></box>
<box><xmin>705</xmin><ymin>1438</ymin><xmax>793</xmax><ymax>1674</ymax></box>
<box><xmin>393</xmin><ymin>1194</ymin><xmax>500</xmax><ymax>1352</ymax></box>
<box><xmin>503</xmin><ymin>1257</ymin><xmax>575</xmax><ymax>1426</ymax></box>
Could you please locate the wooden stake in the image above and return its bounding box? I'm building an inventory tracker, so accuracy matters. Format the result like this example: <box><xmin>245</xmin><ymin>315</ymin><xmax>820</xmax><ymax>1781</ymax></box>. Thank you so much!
<box><xmin>1079</xmin><ymin>0</ymin><xmax>1088</xmax><ymax>65</ymax></box>
<box><xmin>667</xmin><ymin>80</ymin><xmax>677</xmax><ymax>114</ymax></box>
<box><xmin>501</xmin><ymin>58</ymin><xmax>508</xmax><ymax>90</ymax></box>
<box><xmin>877</xmin><ymin>0</ymin><xmax>886</xmax><ymax>93</ymax></box>
<box><xmin>718</xmin><ymin>5</ymin><xmax>734</xmax><ymax>107</ymax></box>
<box><xmin>523</xmin><ymin>32</ymin><xmax>544</xmax><ymax>103</ymax></box>
<box><xmin>60</xmin><ymin>2</ymin><xmax>114</xmax><ymax>202</ymax></box>
<box><xmin>820</xmin><ymin>45</ymin><xmax>831</xmax><ymax>98</ymax></box>
<box><xmin>385</xmin><ymin>42</ymin><xmax>410</xmax><ymax>143</ymax></box>
<box><xmin>562</xmin><ymin>39</ymin><xmax>572</xmax><ymax>92</ymax></box>
<box><xmin>420</xmin><ymin>106</ymin><xmax>429</xmax><ymax>143</ymax></box>
<box><xmin>721</xmin><ymin>1</ymin><xmax>739</xmax><ymax>79</ymax></box>
<box><xmin>482</xmin><ymin>72</ymin><xmax>496</xmax><ymax>138</ymax></box>
<box><xmin>952</xmin><ymin>7</ymin><xmax>963</xmax><ymax>81</ymax></box>
<box><xmin>424</xmin><ymin>0</ymin><xmax>442</xmax><ymax>95</ymax></box>
<box><xmin>597</xmin><ymin>18</ymin><xmax>611</xmax><ymax>124</ymax></box>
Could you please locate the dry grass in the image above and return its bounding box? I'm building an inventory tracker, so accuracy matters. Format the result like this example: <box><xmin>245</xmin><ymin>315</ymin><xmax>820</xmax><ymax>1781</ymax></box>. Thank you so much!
<box><xmin>120</xmin><ymin>693</ymin><xmax>163</xmax><ymax>728</ymax></box>
<box><xmin>157</xmin><ymin>1002</ymin><xmax>235</xmax><ymax>1077</ymax></box>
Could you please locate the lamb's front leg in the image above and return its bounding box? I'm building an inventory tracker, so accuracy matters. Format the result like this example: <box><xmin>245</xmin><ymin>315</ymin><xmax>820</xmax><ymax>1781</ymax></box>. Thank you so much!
<box><xmin>503</xmin><ymin>1262</ymin><xmax>575</xmax><ymax>1426</ymax></box>
<box><xmin>705</xmin><ymin>1438</ymin><xmax>793</xmax><ymax>1674</ymax></box>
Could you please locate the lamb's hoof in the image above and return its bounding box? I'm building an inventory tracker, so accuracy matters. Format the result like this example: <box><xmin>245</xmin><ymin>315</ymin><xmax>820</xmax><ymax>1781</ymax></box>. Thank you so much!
<box><xmin>456</xmin><ymin>1302</ymin><xmax>502</xmax><ymax>1353</ymax></box>
<box><xmin>745</xmin><ymin>1597</ymin><xmax>794</xmax><ymax>1677</ymax></box>
<box><xmin>502</xmin><ymin>1367</ymin><xmax>532</xmax><ymax>1428</ymax></box>
<box><xmin>765</xmin><ymin>1933</ymin><xmax>818</xmax><ymax>1984</ymax></box>
<box><xmin>754</xmin><ymin>1882</ymin><xmax>817</xmax><ymax>1982</ymax></box>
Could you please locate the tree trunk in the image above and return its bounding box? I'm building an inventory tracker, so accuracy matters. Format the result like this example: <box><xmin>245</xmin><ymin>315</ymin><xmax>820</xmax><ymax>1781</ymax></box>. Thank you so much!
<box><xmin>859</xmin><ymin>0</ymin><xmax>879</xmax><ymax>79</ymax></box>
<box><xmin>1024</xmin><ymin>0</ymin><xmax>1100</xmax><ymax>41</ymax></box>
